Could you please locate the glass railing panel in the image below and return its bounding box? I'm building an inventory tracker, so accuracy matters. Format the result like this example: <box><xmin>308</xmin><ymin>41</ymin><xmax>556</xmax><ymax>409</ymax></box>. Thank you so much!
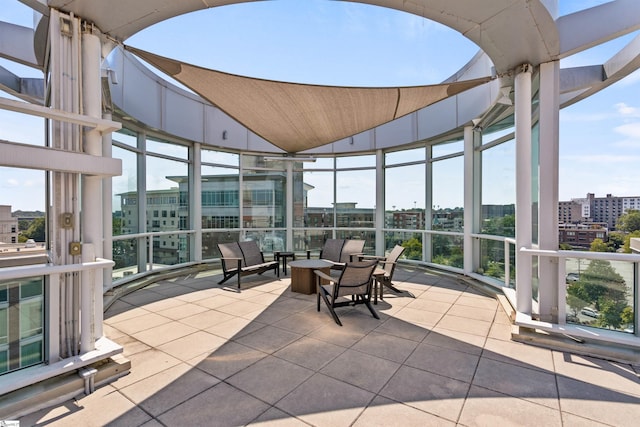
<box><xmin>151</xmin><ymin>233</ymin><xmax>191</xmax><ymax>267</ymax></box>
<box><xmin>384</xmin><ymin>231</ymin><xmax>422</xmax><ymax>261</ymax></box>
<box><xmin>478</xmin><ymin>238</ymin><xmax>507</xmax><ymax>282</ymax></box>
<box><xmin>335</xmin><ymin>229</ymin><xmax>375</xmax><ymax>256</ymax></box>
<box><xmin>565</xmin><ymin>257</ymin><xmax>635</xmax><ymax>333</ymax></box>
<box><xmin>202</xmin><ymin>231</ymin><xmax>241</xmax><ymax>260</ymax></box>
<box><xmin>432</xmin><ymin>233</ymin><xmax>463</xmax><ymax>268</ymax></box>
<box><xmin>112</xmin><ymin>237</ymin><xmax>139</xmax><ymax>281</ymax></box>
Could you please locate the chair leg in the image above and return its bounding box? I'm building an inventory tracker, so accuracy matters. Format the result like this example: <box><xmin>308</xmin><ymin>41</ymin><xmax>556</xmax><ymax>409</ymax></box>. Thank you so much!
<box><xmin>363</xmin><ymin>296</ymin><xmax>380</xmax><ymax>320</ymax></box>
<box><xmin>319</xmin><ymin>290</ymin><xmax>342</xmax><ymax>326</ymax></box>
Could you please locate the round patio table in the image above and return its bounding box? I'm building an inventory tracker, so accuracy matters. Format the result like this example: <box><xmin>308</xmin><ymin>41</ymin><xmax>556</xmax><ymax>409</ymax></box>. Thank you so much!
<box><xmin>288</xmin><ymin>259</ymin><xmax>332</xmax><ymax>294</ymax></box>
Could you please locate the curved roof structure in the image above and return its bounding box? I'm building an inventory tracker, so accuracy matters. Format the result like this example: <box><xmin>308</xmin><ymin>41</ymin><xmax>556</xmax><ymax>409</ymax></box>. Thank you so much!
<box><xmin>126</xmin><ymin>46</ymin><xmax>491</xmax><ymax>152</ymax></box>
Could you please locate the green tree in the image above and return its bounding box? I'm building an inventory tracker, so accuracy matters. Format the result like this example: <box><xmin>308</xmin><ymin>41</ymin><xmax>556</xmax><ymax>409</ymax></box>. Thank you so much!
<box><xmin>402</xmin><ymin>237</ymin><xmax>422</xmax><ymax>260</ymax></box>
<box><xmin>621</xmin><ymin>306</ymin><xmax>634</xmax><ymax>327</ymax></box>
<box><xmin>589</xmin><ymin>238</ymin><xmax>610</xmax><ymax>252</ymax></box>
<box><xmin>566</xmin><ymin>259</ymin><xmax>626</xmax><ymax>311</ymax></box>
<box><xmin>23</xmin><ymin>217</ymin><xmax>46</xmax><ymax>242</ymax></box>
<box><xmin>598</xmin><ymin>298</ymin><xmax>627</xmax><ymax>329</ymax></box>
<box><xmin>616</xmin><ymin>209</ymin><xmax>640</xmax><ymax>232</ymax></box>
<box><xmin>607</xmin><ymin>232</ymin><xmax>625</xmax><ymax>252</ymax></box>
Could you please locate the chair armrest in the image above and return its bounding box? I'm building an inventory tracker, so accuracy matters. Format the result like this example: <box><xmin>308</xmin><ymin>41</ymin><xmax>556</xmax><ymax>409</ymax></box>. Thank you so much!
<box><xmin>313</xmin><ymin>269</ymin><xmax>335</xmax><ymax>283</ymax></box>
<box><xmin>358</xmin><ymin>254</ymin><xmax>386</xmax><ymax>261</ymax></box>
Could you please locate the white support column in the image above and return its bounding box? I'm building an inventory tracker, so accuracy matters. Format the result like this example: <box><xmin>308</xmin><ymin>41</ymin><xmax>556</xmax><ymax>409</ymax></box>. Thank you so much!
<box><xmin>286</xmin><ymin>160</ymin><xmax>294</xmax><ymax>251</ymax></box>
<box><xmin>538</xmin><ymin>61</ymin><xmax>561</xmax><ymax>322</ymax></box>
<box><xmin>192</xmin><ymin>142</ymin><xmax>203</xmax><ymax>261</ymax></box>
<box><xmin>375</xmin><ymin>150</ymin><xmax>384</xmax><ymax>255</ymax></box>
<box><xmin>81</xmin><ymin>31</ymin><xmax>102</xmax><ymax>352</ymax></box>
<box><xmin>463</xmin><ymin>125</ymin><xmax>474</xmax><ymax>275</ymax></box>
<box><xmin>424</xmin><ymin>146</ymin><xmax>433</xmax><ymax>262</ymax></box>
<box><xmin>515</xmin><ymin>64</ymin><xmax>534</xmax><ymax>315</ymax></box>
<box><xmin>102</xmin><ymin>111</ymin><xmax>113</xmax><ymax>296</ymax></box>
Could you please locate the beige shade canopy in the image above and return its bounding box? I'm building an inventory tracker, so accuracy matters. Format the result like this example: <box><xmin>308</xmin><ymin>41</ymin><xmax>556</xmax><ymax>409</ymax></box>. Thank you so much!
<box><xmin>126</xmin><ymin>46</ymin><xmax>491</xmax><ymax>153</ymax></box>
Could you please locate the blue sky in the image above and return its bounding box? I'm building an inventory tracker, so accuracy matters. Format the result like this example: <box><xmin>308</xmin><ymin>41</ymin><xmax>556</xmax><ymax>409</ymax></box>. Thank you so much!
<box><xmin>1</xmin><ymin>0</ymin><xmax>640</xmax><ymax>210</ymax></box>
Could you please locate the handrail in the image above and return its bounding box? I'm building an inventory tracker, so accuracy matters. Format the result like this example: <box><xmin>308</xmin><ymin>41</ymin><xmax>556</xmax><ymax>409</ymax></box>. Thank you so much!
<box><xmin>520</xmin><ymin>247</ymin><xmax>640</xmax><ymax>262</ymax></box>
<box><xmin>0</xmin><ymin>258</ymin><xmax>114</xmax><ymax>282</ymax></box>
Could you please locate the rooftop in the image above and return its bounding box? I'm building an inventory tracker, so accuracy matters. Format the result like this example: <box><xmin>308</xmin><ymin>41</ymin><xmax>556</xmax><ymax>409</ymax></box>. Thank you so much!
<box><xmin>17</xmin><ymin>265</ymin><xmax>640</xmax><ymax>426</ymax></box>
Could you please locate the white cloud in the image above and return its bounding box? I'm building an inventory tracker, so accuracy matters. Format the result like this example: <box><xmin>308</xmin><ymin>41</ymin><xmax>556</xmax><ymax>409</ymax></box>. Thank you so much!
<box><xmin>614</xmin><ymin>102</ymin><xmax>640</xmax><ymax>117</ymax></box>
<box><xmin>614</xmin><ymin>122</ymin><xmax>640</xmax><ymax>139</ymax></box>
<box><xmin>562</xmin><ymin>154</ymin><xmax>640</xmax><ymax>163</ymax></box>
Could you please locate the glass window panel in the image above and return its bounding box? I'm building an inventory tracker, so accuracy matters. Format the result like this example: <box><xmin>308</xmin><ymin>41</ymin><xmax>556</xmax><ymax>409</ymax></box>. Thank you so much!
<box><xmin>20</xmin><ymin>298</ymin><xmax>42</xmax><ymax>339</ymax></box>
<box><xmin>385</xmin><ymin>163</ymin><xmax>425</xmax><ymax>229</ymax></box>
<box><xmin>242</xmin><ymin>171</ymin><xmax>286</xmax><ymax>228</ymax></box>
<box><xmin>432</xmin><ymin>140</ymin><xmax>463</xmax><ymax>158</ymax></box>
<box><xmin>113</xmin><ymin>129</ymin><xmax>138</xmax><ymax>148</ymax></box>
<box><xmin>202</xmin><ymin>165</ymin><xmax>239</xmax><ymax>230</ymax></box>
<box><xmin>0</xmin><ymin>96</ymin><xmax>45</xmax><ymax>147</ymax></box>
<box><xmin>201</xmin><ymin>149</ymin><xmax>239</xmax><ymax>166</ymax></box>
<box><xmin>0</xmin><ymin>307</ymin><xmax>7</xmax><ymax>345</ymax></box>
<box><xmin>245</xmin><ymin>230</ymin><xmax>286</xmax><ymax>253</ymax></box>
<box><xmin>300</xmin><ymin>157</ymin><xmax>334</xmax><ymax>170</ymax></box>
<box><xmin>113</xmin><ymin>237</ymin><xmax>139</xmax><ymax>281</ymax></box>
<box><xmin>336</xmin><ymin>155</ymin><xmax>375</xmax><ymax>169</ymax></box>
<box><xmin>0</xmin><ymin>349</ymin><xmax>7</xmax><ymax>373</ymax></box>
<box><xmin>20</xmin><ymin>278</ymin><xmax>43</xmax><ymax>299</ymax></box>
<box><xmin>20</xmin><ymin>339</ymin><xmax>42</xmax><ymax>368</ymax></box>
<box><xmin>146</xmin><ymin>155</ymin><xmax>188</xmax><ymax>232</ymax></box>
<box><xmin>243</xmin><ymin>154</ymin><xmax>286</xmax><ymax>170</ymax></box>
<box><xmin>432</xmin><ymin>155</ymin><xmax>463</xmax><ymax>231</ymax></box>
<box><xmin>146</xmin><ymin>137</ymin><xmax>188</xmax><ymax>159</ymax></box>
<box><xmin>293</xmin><ymin>229</ymin><xmax>332</xmax><ymax>257</ymax></box>
<box><xmin>481</xmin><ymin>138</ymin><xmax>516</xmax><ymax>237</ymax></box>
<box><xmin>336</xmin><ymin>169</ymin><xmax>375</xmax><ymax>228</ymax></box>
<box><xmin>113</xmin><ymin>146</ymin><xmax>139</xmax><ymax>235</ymax></box>
<box><xmin>294</xmin><ymin>170</ymin><xmax>334</xmax><ymax>228</ymax></box>
<box><xmin>385</xmin><ymin>148</ymin><xmax>425</xmax><ymax>165</ymax></box>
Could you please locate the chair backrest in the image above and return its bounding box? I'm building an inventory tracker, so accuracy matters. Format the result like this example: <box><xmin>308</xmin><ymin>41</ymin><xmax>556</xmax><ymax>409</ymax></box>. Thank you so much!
<box><xmin>239</xmin><ymin>240</ymin><xmax>264</xmax><ymax>266</ymax></box>
<box><xmin>218</xmin><ymin>242</ymin><xmax>244</xmax><ymax>269</ymax></box>
<box><xmin>340</xmin><ymin>239</ymin><xmax>365</xmax><ymax>263</ymax></box>
<box><xmin>335</xmin><ymin>260</ymin><xmax>377</xmax><ymax>298</ymax></box>
<box><xmin>383</xmin><ymin>245</ymin><xmax>405</xmax><ymax>275</ymax></box>
<box><xmin>320</xmin><ymin>239</ymin><xmax>344</xmax><ymax>263</ymax></box>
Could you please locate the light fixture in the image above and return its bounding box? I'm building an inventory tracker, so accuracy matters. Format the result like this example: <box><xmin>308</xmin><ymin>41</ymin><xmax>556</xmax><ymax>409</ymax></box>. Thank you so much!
<box><xmin>222</xmin><ymin>130</ymin><xmax>227</xmax><ymax>140</ymax></box>
<box><xmin>101</xmin><ymin>68</ymin><xmax>119</xmax><ymax>84</ymax></box>
<box><xmin>263</xmin><ymin>156</ymin><xmax>316</xmax><ymax>162</ymax></box>
<box><xmin>497</xmin><ymin>86</ymin><xmax>512</xmax><ymax>105</ymax></box>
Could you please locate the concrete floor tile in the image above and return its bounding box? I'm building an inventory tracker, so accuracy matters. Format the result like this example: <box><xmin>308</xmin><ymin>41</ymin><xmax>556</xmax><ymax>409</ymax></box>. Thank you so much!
<box><xmin>405</xmin><ymin>297</ymin><xmax>453</xmax><ymax>314</ymax></box>
<box><xmin>111</xmin><ymin>348</ymin><xmax>182</xmax><ymax>389</ymax></box>
<box><xmin>131</xmin><ymin>320</ymin><xmax>198</xmax><ymax>347</ymax></box>
<box><xmin>354</xmin><ymin>395</ymin><xmax>456</xmax><ymax>427</ymax></box>
<box><xmin>405</xmin><ymin>342</ymin><xmax>480</xmax><ymax>383</ymax></box>
<box><xmin>235</xmin><ymin>325</ymin><xmax>303</xmax><ymax>353</ymax></box>
<box><xmin>275</xmin><ymin>373</ymin><xmax>375</xmax><ymax>427</ymax></box>
<box><xmin>205</xmin><ymin>315</ymin><xmax>267</xmax><ymax>339</ymax></box>
<box><xmin>195</xmin><ymin>340</ymin><xmax>268</xmax><ymax>380</ymax></box>
<box><xmin>473</xmin><ymin>357</ymin><xmax>559</xmax><ymax>409</ymax></box>
<box><xmin>459</xmin><ymin>385</ymin><xmax>562</xmax><ymax>427</ymax></box>
<box><xmin>351</xmin><ymin>331</ymin><xmax>419</xmax><ymax>363</ymax></box>
<box><xmin>227</xmin><ymin>355</ymin><xmax>314</xmax><ymax>404</ymax></box>
<box><xmin>557</xmin><ymin>375</ymin><xmax>640</xmax><ymax>426</ymax></box>
<box><xmin>178</xmin><ymin>308</ymin><xmax>235</xmax><ymax>329</ymax></box>
<box><xmin>157</xmin><ymin>382</ymin><xmax>270</xmax><ymax>427</ymax></box>
<box><xmin>393</xmin><ymin>306</ymin><xmax>444</xmax><ymax>327</ymax></box>
<box><xmin>119</xmin><ymin>363</ymin><xmax>219</xmax><ymax>417</ymax></box>
<box><xmin>426</xmin><ymin>327</ymin><xmax>487</xmax><ymax>355</ymax></box>
<box><xmin>374</xmin><ymin>317</ymin><xmax>430</xmax><ymax>342</ymax></box>
<box><xmin>447</xmin><ymin>304</ymin><xmax>497</xmax><ymax>322</ymax></box>
<box><xmin>436</xmin><ymin>314</ymin><xmax>492</xmax><ymax>336</ymax></box>
<box><xmin>157</xmin><ymin>330</ymin><xmax>227</xmax><ymax>361</ymax></box>
<box><xmin>273</xmin><ymin>336</ymin><xmax>346</xmax><ymax>371</ymax></box>
<box><xmin>320</xmin><ymin>348</ymin><xmax>400</xmax><ymax>393</ymax></box>
<box><xmin>109</xmin><ymin>311</ymin><xmax>171</xmax><ymax>335</ymax></box>
<box><xmin>247</xmin><ymin>407</ymin><xmax>309</xmax><ymax>426</ymax></box>
<box><xmin>155</xmin><ymin>302</ymin><xmax>209</xmax><ymax>320</ymax></box>
<box><xmin>380</xmin><ymin>365</ymin><xmax>469</xmax><ymax>422</ymax></box>
<box><xmin>483</xmin><ymin>337</ymin><xmax>555</xmax><ymax>372</ymax></box>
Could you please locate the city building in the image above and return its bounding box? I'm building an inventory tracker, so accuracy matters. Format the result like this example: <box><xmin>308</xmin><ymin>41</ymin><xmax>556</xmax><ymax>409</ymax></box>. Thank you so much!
<box><xmin>559</xmin><ymin>193</ymin><xmax>640</xmax><ymax>230</ymax></box>
<box><xmin>1</xmin><ymin>0</ymin><xmax>640</xmax><ymax>421</ymax></box>
<box><xmin>0</xmin><ymin>205</ymin><xmax>18</xmax><ymax>245</ymax></box>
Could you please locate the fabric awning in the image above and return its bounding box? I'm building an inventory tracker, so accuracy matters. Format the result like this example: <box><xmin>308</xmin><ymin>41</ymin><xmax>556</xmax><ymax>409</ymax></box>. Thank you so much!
<box><xmin>126</xmin><ymin>46</ymin><xmax>491</xmax><ymax>153</ymax></box>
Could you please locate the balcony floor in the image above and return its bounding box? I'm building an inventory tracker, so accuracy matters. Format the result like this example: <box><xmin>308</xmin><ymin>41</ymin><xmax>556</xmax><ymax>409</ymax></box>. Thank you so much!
<box><xmin>20</xmin><ymin>266</ymin><xmax>640</xmax><ymax>426</ymax></box>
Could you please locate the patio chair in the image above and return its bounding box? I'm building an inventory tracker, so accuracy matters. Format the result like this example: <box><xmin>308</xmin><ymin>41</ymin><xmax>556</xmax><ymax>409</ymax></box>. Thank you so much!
<box><xmin>360</xmin><ymin>245</ymin><xmax>413</xmax><ymax>303</ymax></box>
<box><xmin>308</xmin><ymin>238</ymin><xmax>365</xmax><ymax>270</ymax></box>
<box><xmin>314</xmin><ymin>260</ymin><xmax>379</xmax><ymax>326</ymax></box>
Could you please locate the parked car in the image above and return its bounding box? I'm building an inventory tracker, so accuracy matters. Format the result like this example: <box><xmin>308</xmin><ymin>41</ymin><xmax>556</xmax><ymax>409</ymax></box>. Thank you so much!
<box><xmin>581</xmin><ymin>307</ymin><xmax>599</xmax><ymax>318</ymax></box>
<box><xmin>566</xmin><ymin>272</ymin><xmax>580</xmax><ymax>283</ymax></box>
<box><xmin>25</xmin><ymin>239</ymin><xmax>36</xmax><ymax>248</ymax></box>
